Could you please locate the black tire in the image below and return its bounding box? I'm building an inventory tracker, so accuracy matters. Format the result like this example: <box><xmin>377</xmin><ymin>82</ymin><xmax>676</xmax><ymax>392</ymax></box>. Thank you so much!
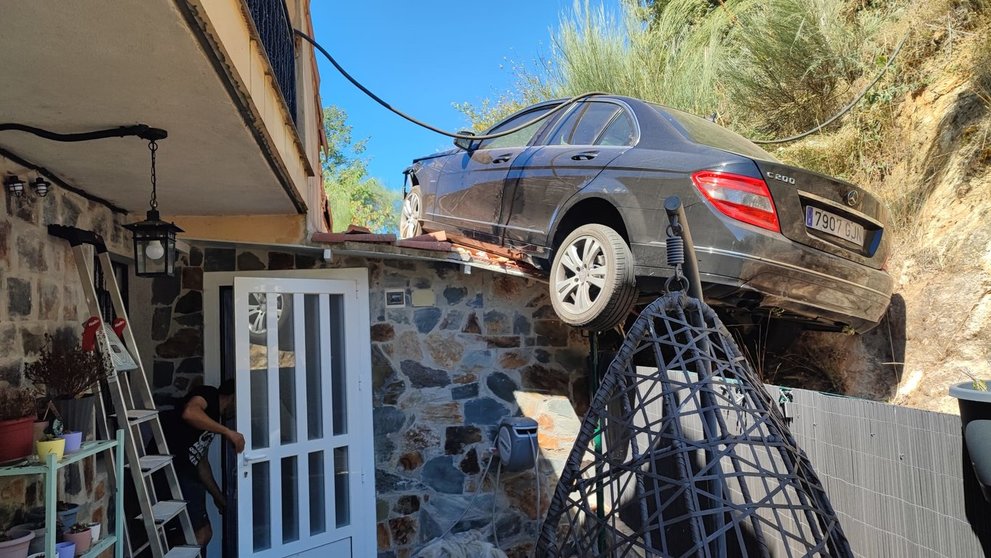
<box><xmin>549</xmin><ymin>224</ymin><xmax>637</xmax><ymax>331</ymax></box>
<box><xmin>399</xmin><ymin>186</ymin><xmax>423</xmax><ymax>239</ymax></box>
<box><xmin>247</xmin><ymin>292</ymin><xmax>293</xmax><ymax>347</ymax></box>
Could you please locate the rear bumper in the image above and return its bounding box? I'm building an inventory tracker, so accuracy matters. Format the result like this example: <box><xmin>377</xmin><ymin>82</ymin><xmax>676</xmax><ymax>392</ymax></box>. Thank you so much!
<box><xmin>631</xmin><ymin>239</ymin><xmax>893</xmax><ymax>333</ymax></box>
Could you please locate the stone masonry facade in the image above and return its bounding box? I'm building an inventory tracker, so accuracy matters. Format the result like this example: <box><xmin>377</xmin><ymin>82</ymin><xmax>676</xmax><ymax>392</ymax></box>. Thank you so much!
<box><xmin>0</xmin><ymin>155</ymin><xmax>128</xmax><ymax>529</ymax></box>
<box><xmin>148</xmin><ymin>244</ymin><xmax>591</xmax><ymax>557</ymax></box>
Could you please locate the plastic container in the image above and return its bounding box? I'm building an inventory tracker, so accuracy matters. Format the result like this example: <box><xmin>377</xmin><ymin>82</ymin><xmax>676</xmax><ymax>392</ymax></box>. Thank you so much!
<box><xmin>0</xmin><ymin>417</ymin><xmax>34</xmax><ymax>463</ymax></box>
<box><xmin>54</xmin><ymin>542</ymin><xmax>74</xmax><ymax>558</ymax></box>
<box><xmin>62</xmin><ymin>530</ymin><xmax>91</xmax><ymax>556</ymax></box>
<box><xmin>35</xmin><ymin>438</ymin><xmax>65</xmax><ymax>463</ymax></box>
<box><xmin>56</xmin><ymin>503</ymin><xmax>79</xmax><ymax>531</ymax></box>
<box><xmin>59</xmin><ymin>431</ymin><xmax>83</xmax><ymax>454</ymax></box>
<box><xmin>86</xmin><ymin>522</ymin><xmax>100</xmax><ymax>543</ymax></box>
<box><xmin>0</xmin><ymin>528</ymin><xmax>34</xmax><ymax>558</ymax></box>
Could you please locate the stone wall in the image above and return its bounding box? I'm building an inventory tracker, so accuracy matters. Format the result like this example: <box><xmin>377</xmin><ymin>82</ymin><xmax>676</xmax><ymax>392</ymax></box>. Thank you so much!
<box><xmin>147</xmin><ymin>243</ymin><xmax>592</xmax><ymax>557</ymax></box>
<box><xmin>0</xmin><ymin>155</ymin><xmax>130</xmax><ymax>529</ymax></box>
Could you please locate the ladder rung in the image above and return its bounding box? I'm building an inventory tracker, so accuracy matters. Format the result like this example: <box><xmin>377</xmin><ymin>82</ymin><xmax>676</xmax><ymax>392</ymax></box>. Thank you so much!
<box><xmin>164</xmin><ymin>547</ymin><xmax>202</xmax><ymax>558</ymax></box>
<box><xmin>128</xmin><ymin>455</ymin><xmax>173</xmax><ymax>475</ymax></box>
<box><xmin>125</xmin><ymin>409</ymin><xmax>159</xmax><ymax>424</ymax></box>
<box><xmin>136</xmin><ymin>500</ymin><xmax>187</xmax><ymax>525</ymax></box>
<box><xmin>131</xmin><ymin>541</ymin><xmax>150</xmax><ymax>556</ymax></box>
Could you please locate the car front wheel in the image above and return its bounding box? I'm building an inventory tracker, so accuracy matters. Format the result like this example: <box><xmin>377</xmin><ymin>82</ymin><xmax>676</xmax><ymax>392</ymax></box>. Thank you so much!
<box><xmin>550</xmin><ymin>224</ymin><xmax>637</xmax><ymax>331</ymax></box>
<box><xmin>399</xmin><ymin>186</ymin><xmax>423</xmax><ymax>239</ymax></box>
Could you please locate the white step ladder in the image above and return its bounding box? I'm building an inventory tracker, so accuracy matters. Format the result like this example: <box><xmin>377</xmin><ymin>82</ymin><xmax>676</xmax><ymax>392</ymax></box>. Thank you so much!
<box><xmin>50</xmin><ymin>225</ymin><xmax>201</xmax><ymax>558</ymax></box>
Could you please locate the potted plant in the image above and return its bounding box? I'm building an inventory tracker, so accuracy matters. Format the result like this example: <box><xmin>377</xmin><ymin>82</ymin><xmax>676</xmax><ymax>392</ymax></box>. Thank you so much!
<box><xmin>0</xmin><ymin>527</ymin><xmax>34</xmax><ymax>558</ymax></box>
<box><xmin>0</xmin><ymin>388</ymin><xmax>39</xmax><ymax>463</ymax></box>
<box><xmin>949</xmin><ymin>367</ymin><xmax>991</xmax><ymax>502</ymax></box>
<box><xmin>24</xmin><ymin>334</ymin><xmax>108</xmax><ymax>441</ymax></box>
<box><xmin>84</xmin><ymin>522</ymin><xmax>100</xmax><ymax>544</ymax></box>
<box><xmin>62</xmin><ymin>524</ymin><xmax>91</xmax><ymax>556</ymax></box>
<box><xmin>35</xmin><ymin>434</ymin><xmax>65</xmax><ymax>463</ymax></box>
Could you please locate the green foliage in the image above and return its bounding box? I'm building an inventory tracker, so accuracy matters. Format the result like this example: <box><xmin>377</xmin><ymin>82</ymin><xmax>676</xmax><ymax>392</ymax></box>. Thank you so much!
<box><xmin>322</xmin><ymin>106</ymin><xmax>400</xmax><ymax>234</ymax></box>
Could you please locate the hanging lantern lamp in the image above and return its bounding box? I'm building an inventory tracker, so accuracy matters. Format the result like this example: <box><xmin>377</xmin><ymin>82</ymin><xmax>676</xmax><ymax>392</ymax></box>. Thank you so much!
<box><xmin>124</xmin><ymin>140</ymin><xmax>183</xmax><ymax>277</ymax></box>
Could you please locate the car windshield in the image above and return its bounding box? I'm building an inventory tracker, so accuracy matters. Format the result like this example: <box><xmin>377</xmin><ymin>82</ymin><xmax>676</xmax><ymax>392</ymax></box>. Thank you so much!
<box><xmin>650</xmin><ymin>104</ymin><xmax>777</xmax><ymax>162</ymax></box>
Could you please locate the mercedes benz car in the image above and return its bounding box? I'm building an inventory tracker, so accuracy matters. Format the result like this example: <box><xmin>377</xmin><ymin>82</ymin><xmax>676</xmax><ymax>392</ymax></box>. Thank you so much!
<box><xmin>400</xmin><ymin>95</ymin><xmax>893</xmax><ymax>333</ymax></box>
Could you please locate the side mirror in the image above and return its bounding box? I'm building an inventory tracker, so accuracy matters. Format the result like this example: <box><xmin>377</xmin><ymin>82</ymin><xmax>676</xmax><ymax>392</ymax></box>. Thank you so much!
<box><xmin>454</xmin><ymin>130</ymin><xmax>477</xmax><ymax>151</ymax></box>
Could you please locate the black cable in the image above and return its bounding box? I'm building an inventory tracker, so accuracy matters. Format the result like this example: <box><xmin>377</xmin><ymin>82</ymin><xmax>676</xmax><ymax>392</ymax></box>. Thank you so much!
<box><xmin>0</xmin><ymin>123</ymin><xmax>167</xmax><ymax>142</ymax></box>
<box><xmin>294</xmin><ymin>28</ymin><xmax>606</xmax><ymax>141</ymax></box>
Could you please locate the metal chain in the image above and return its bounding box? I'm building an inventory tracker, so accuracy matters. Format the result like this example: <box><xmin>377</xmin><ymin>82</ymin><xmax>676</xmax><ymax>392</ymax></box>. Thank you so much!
<box><xmin>148</xmin><ymin>140</ymin><xmax>158</xmax><ymax>210</ymax></box>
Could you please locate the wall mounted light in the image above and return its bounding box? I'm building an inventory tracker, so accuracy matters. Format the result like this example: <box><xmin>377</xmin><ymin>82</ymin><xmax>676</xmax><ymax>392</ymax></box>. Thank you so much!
<box><xmin>124</xmin><ymin>140</ymin><xmax>183</xmax><ymax>277</ymax></box>
<box><xmin>32</xmin><ymin>176</ymin><xmax>51</xmax><ymax>197</ymax></box>
<box><xmin>4</xmin><ymin>175</ymin><xmax>26</xmax><ymax>197</ymax></box>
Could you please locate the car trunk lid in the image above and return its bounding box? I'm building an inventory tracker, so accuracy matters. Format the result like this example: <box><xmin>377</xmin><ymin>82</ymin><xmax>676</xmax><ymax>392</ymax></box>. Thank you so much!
<box><xmin>753</xmin><ymin>160</ymin><xmax>890</xmax><ymax>270</ymax></box>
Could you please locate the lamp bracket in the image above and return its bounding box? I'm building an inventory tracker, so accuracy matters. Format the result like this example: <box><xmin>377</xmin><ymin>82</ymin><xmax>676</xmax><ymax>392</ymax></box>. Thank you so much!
<box><xmin>0</xmin><ymin>123</ymin><xmax>167</xmax><ymax>142</ymax></box>
<box><xmin>48</xmin><ymin>224</ymin><xmax>109</xmax><ymax>254</ymax></box>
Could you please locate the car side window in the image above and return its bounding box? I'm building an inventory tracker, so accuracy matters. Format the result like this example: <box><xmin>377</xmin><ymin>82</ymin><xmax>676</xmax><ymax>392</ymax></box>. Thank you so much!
<box><xmin>596</xmin><ymin>110</ymin><xmax>636</xmax><ymax>146</ymax></box>
<box><xmin>480</xmin><ymin>106</ymin><xmax>555</xmax><ymax>150</ymax></box>
<box><xmin>569</xmin><ymin>102</ymin><xmax>621</xmax><ymax>145</ymax></box>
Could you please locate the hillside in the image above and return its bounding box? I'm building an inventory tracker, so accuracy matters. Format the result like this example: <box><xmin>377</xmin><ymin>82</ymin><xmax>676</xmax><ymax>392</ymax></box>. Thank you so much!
<box><xmin>769</xmin><ymin>0</ymin><xmax>991</xmax><ymax>412</ymax></box>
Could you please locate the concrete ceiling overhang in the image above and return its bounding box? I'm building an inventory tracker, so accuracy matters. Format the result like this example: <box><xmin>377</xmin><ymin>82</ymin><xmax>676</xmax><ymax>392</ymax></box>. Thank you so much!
<box><xmin>0</xmin><ymin>0</ymin><xmax>303</xmax><ymax>216</ymax></box>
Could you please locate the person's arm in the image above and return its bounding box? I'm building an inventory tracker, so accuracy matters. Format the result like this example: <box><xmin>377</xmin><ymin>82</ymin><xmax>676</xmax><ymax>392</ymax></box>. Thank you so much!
<box><xmin>182</xmin><ymin>395</ymin><xmax>245</xmax><ymax>452</ymax></box>
<box><xmin>197</xmin><ymin>455</ymin><xmax>226</xmax><ymax>513</ymax></box>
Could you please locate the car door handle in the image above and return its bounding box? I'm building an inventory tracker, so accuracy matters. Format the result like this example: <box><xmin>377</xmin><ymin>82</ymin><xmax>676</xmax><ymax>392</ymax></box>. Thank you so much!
<box><xmin>491</xmin><ymin>153</ymin><xmax>513</xmax><ymax>164</ymax></box>
<box><xmin>242</xmin><ymin>450</ymin><xmax>267</xmax><ymax>464</ymax></box>
<box><xmin>571</xmin><ymin>151</ymin><xmax>598</xmax><ymax>161</ymax></box>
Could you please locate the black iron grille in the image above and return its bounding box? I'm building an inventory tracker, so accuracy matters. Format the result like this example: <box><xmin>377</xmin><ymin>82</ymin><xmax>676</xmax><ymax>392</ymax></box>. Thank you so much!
<box><xmin>246</xmin><ymin>0</ymin><xmax>297</xmax><ymax>123</ymax></box>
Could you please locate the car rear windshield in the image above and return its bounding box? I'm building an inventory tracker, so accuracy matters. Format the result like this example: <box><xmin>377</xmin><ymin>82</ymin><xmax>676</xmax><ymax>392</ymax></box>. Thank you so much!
<box><xmin>649</xmin><ymin>104</ymin><xmax>777</xmax><ymax>162</ymax></box>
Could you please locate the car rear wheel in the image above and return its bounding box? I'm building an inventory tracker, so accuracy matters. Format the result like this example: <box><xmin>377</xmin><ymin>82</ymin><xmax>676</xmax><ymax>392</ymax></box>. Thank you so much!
<box><xmin>399</xmin><ymin>186</ymin><xmax>423</xmax><ymax>239</ymax></box>
<box><xmin>550</xmin><ymin>224</ymin><xmax>637</xmax><ymax>331</ymax></box>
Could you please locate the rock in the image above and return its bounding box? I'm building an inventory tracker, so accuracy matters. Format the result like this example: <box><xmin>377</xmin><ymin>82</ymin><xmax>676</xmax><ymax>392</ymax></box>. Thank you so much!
<box><xmin>294</xmin><ymin>254</ymin><xmax>317</xmax><ymax>269</ymax></box>
<box><xmin>268</xmin><ymin>252</ymin><xmax>294</xmax><ymax>270</ymax></box>
<box><xmin>39</xmin><ymin>281</ymin><xmax>59</xmax><ymax>321</ymax></box>
<box><xmin>418</xmin><ymin>403</ymin><xmax>463</xmax><ymax>423</ymax></box>
<box><xmin>535</xmin><ymin>349</ymin><xmax>551</xmax><ymax>364</ymax></box>
<box><xmin>493</xmin><ymin>275</ymin><xmax>523</xmax><ymax>298</ymax></box>
<box><xmin>174</xmin><ymin>312</ymin><xmax>203</xmax><ymax>327</ymax></box>
<box><xmin>462</xmin><ymin>313</ymin><xmax>482</xmax><ymax>334</ymax></box>
<box><xmin>372</xmin><ymin>345</ymin><xmax>398</xmax><ymax>390</ymax></box>
<box><xmin>513</xmin><ymin>314</ymin><xmax>531</xmax><ymax>335</ymax></box>
<box><xmin>521</xmin><ymin>364</ymin><xmax>570</xmax><ymax>394</ymax></box>
<box><xmin>398</xmin><ymin>452</ymin><xmax>423</xmax><ymax>471</ymax></box>
<box><xmin>181</xmin><ymin>267</ymin><xmax>203</xmax><ymax>291</ymax></box>
<box><xmin>403</xmin><ymin>425</ymin><xmax>440</xmax><ymax>452</ymax></box>
<box><xmin>394</xmin><ymin>495</ymin><xmax>421</xmax><ymax>515</ymax></box>
<box><xmin>393</xmin><ymin>331</ymin><xmax>423</xmax><ymax>360</ymax></box>
<box><xmin>484</xmin><ymin>310</ymin><xmax>510</xmax><ymax>335</ymax></box>
<box><xmin>156</xmin><ymin>328</ymin><xmax>203</xmax><ymax>359</ymax></box>
<box><xmin>499</xmin><ymin>352</ymin><xmax>527</xmax><ymax>369</ymax></box>
<box><xmin>375</xmin><ymin>435</ymin><xmax>396</xmax><ymax>460</ymax></box>
<box><xmin>236</xmin><ymin>251</ymin><xmax>265</xmax><ymax>271</ymax></box>
<box><xmin>0</xmin><ymin>324</ymin><xmax>15</xmax><ymax>356</ymax></box>
<box><xmin>374</xmin><ymin>406</ymin><xmax>406</xmax><ymax>436</ymax></box>
<box><xmin>400</xmin><ymin>360</ymin><xmax>449</xmax><ymax>388</ymax></box>
<box><xmin>534</xmin><ymin>320</ymin><xmax>569</xmax><ymax>347</ymax></box>
<box><xmin>188</xmin><ymin>246</ymin><xmax>203</xmax><ymax>266</ymax></box>
<box><xmin>414</xmin><ymin>308</ymin><xmax>442</xmax><ymax>334</ymax></box>
<box><xmin>421</xmin><ymin>456</ymin><xmax>465</xmax><ymax>494</ymax></box>
<box><xmin>7</xmin><ymin>277</ymin><xmax>32</xmax><ymax>317</ymax></box>
<box><xmin>467</xmin><ymin>293</ymin><xmax>484</xmax><ymax>308</ymax></box>
<box><xmin>203</xmin><ymin>248</ymin><xmax>235</xmax><ymax>272</ymax></box>
<box><xmin>426</xmin><ymin>333</ymin><xmax>464</xmax><ymax>368</ymax></box>
<box><xmin>377</xmin><ymin>522</ymin><xmax>391</xmax><ymax>550</ymax></box>
<box><xmin>461</xmin><ymin>350</ymin><xmax>491</xmax><ymax>373</ymax></box>
<box><xmin>371</xmin><ymin>323</ymin><xmax>395</xmax><ymax>342</ymax></box>
<box><xmin>16</xmin><ymin>234</ymin><xmax>46</xmax><ymax>272</ymax></box>
<box><xmin>443</xmin><ymin>286</ymin><xmax>467</xmax><ymax>305</ymax></box>
<box><xmin>151</xmin><ymin>275</ymin><xmax>180</xmax><ymax>305</ymax></box>
<box><xmin>376</xmin><ymin>469</ymin><xmax>424</xmax><ymax>493</ymax></box>
<box><xmin>464</xmin><ymin>398</ymin><xmax>509</xmax><ymax>426</ymax></box>
<box><xmin>439</xmin><ymin>310</ymin><xmax>464</xmax><ymax>330</ymax></box>
<box><xmin>451</xmin><ymin>383</ymin><xmax>479</xmax><ymax>400</ymax></box>
<box><xmin>485</xmin><ymin>336</ymin><xmax>520</xmax><ymax>348</ymax></box>
<box><xmin>0</xmin><ymin>222</ymin><xmax>9</xmax><ymax>265</ymax></box>
<box><xmin>176</xmin><ymin>358</ymin><xmax>203</xmax><ymax>376</ymax></box>
<box><xmin>460</xmin><ymin>448</ymin><xmax>480</xmax><ymax>474</ymax></box>
<box><xmin>173</xmin><ymin>291</ymin><xmax>202</xmax><ymax>314</ymax></box>
<box><xmin>151</xmin><ymin>306</ymin><xmax>172</xmax><ymax>341</ymax></box>
<box><xmin>445</xmin><ymin>426</ymin><xmax>482</xmax><ymax>455</ymax></box>
<box><xmin>21</xmin><ymin>328</ymin><xmax>45</xmax><ymax>355</ymax></box>
<box><xmin>487</xmin><ymin>372</ymin><xmax>518</xmax><ymax>403</ymax></box>
<box><xmin>0</xmin><ymin>361</ymin><xmax>23</xmax><ymax>386</ymax></box>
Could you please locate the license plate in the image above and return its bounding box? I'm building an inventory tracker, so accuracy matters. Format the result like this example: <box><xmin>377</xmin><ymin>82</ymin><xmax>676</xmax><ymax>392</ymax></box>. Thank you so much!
<box><xmin>805</xmin><ymin>206</ymin><xmax>865</xmax><ymax>245</ymax></box>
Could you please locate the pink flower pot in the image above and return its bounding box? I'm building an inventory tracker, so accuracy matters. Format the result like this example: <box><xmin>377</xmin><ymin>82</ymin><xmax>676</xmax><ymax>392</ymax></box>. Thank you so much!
<box><xmin>0</xmin><ymin>528</ymin><xmax>34</xmax><ymax>558</ymax></box>
<box><xmin>62</xmin><ymin>529</ymin><xmax>91</xmax><ymax>556</ymax></box>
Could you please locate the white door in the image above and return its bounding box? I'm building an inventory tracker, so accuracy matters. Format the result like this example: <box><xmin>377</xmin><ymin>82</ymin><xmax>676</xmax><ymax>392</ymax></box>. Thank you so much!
<box><xmin>233</xmin><ymin>277</ymin><xmax>374</xmax><ymax>558</ymax></box>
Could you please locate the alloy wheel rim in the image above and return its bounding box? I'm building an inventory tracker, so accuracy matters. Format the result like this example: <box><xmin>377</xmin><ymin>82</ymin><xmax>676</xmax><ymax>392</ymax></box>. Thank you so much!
<box><xmin>554</xmin><ymin>235</ymin><xmax>608</xmax><ymax>313</ymax></box>
<box><xmin>400</xmin><ymin>193</ymin><xmax>421</xmax><ymax>239</ymax></box>
<box><xmin>247</xmin><ymin>292</ymin><xmax>285</xmax><ymax>335</ymax></box>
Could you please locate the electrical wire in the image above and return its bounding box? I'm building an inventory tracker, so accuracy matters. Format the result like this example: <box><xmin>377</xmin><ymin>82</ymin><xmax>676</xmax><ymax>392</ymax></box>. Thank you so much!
<box><xmin>0</xmin><ymin>123</ymin><xmax>167</xmax><ymax>142</ymax></box>
<box><xmin>530</xmin><ymin>435</ymin><xmax>541</xmax><ymax>558</ymax></box>
<box><xmin>492</xmin><ymin>460</ymin><xmax>502</xmax><ymax>550</ymax></box>
<box><xmin>294</xmin><ymin>28</ymin><xmax>606</xmax><ymax>141</ymax></box>
<box><xmin>752</xmin><ymin>29</ymin><xmax>912</xmax><ymax>145</ymax></box>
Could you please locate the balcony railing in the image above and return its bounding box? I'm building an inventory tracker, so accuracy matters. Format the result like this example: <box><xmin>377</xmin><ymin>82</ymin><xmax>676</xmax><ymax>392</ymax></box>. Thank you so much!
<box><xmin>246</xmin><ymin>0</ymin><xmax>297</xmax><ymax>124</ymax></box>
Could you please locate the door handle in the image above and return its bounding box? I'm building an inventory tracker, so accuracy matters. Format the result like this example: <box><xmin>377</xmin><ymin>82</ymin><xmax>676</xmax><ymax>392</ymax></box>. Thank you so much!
<box><xmin>571</xmin><ymin>151</ymin><xmax>598</xmax><ymax>161</ymax></box>
<box><xmin>491</xmin><ymin>154</ymin><xmax>513</xmax><ymax>164</ymax></box>
<box><xmin>243</xmin><ymin>450</ymin><xmax>267</xmax><ymax>464</ymax></box>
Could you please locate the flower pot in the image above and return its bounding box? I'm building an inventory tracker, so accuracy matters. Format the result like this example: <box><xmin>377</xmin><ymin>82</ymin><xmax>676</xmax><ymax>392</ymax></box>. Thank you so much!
<box><xmin>62</xmin><ymin>530</ymin><xmax>90</xmax><ymax>556</ymax></box>
<box><xmin>54</xmin><ymin>541</ymin><xmax>74</xmax><ymax>558</ymax></box>
<box><xmin>55</xmin><ymin>503</ymin><xmax>79</xmax><ymax>531</ymax></box>
<box><xmin>7</xmin><ymin>525</ymin><xmax>43</xmax><ymax>556</ymax></box>
<box><xmin>85</xmin><ymin>523</ymin><xmax>100</xmax><ymax>544</ymax></box>
<box><xmin>0</xmin><ymin>417</ymin><xmax>35</xmax><ymax>463</ymax></box>
<box><xmin>949</xmin><ymin>381</ymin><xmax>991</xmax><ymax>502</ymax></box>
<box><xmin>35</xmin><ymin>438</ymin><xmax>65</xmax><ymax>463</ymax></box>
<box><xmin>0</xmin><ymin>528</ymin><xmax>33</xmax><ymax>558</ymax></box>
<box><xmin>53</xmin><ymin>396</ymin><xmax>95</xmax><ymax>441</ymax></box>
<box><xmin>59</xmin><ymin>432</ymin><xmax>83</xmax><ymax>454</ymax></box>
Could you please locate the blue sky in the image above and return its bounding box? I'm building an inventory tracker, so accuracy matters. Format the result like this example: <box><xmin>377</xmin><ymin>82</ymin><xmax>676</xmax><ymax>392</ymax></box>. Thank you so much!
<box><xmin>310</xmin><ymin>1</ymin><xmax>604</xmax><ymax>191</ymax></box>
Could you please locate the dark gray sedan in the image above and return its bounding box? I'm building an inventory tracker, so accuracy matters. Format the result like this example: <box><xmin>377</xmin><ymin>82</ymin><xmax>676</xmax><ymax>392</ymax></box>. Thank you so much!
<box><xmin>401</xmin><ymin>95</ymin><xmax>892</xmax><ymax>333</ymax></box>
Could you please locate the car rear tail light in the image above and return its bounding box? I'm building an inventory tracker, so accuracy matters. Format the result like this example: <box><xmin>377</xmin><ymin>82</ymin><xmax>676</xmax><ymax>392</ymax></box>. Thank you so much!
<box><xmin>691</xmin><ymin>170</ymin><xmax>780</xmax><ymax>233</ymax></box>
